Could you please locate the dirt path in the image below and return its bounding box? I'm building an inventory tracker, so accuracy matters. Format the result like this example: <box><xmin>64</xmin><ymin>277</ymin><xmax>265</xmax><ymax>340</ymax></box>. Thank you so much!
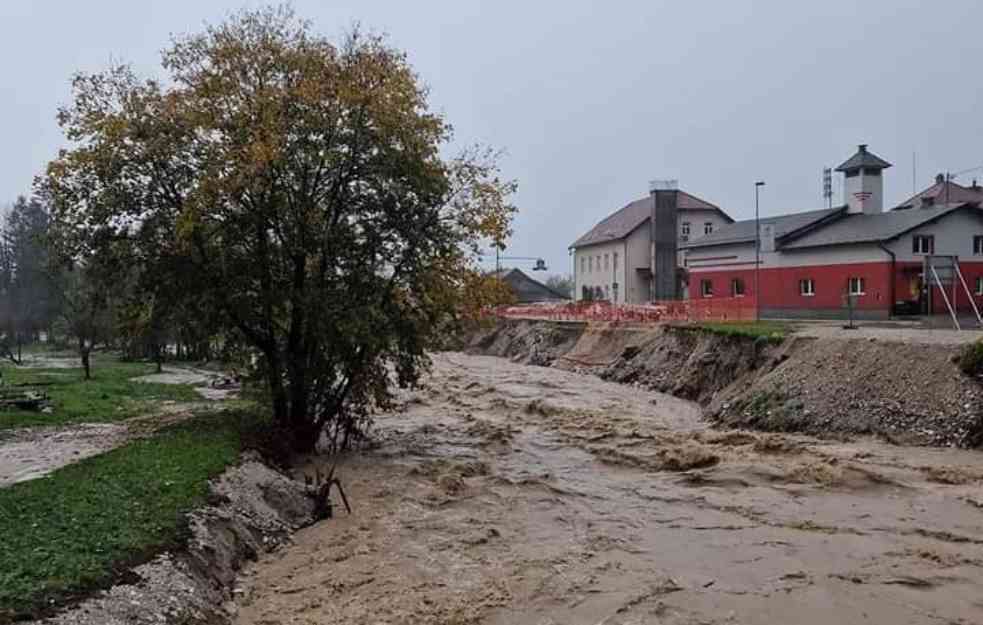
<box><xmin>233</xmin><ymin>353</ymin><xmax>983</xmax><ymax>624</ymax></box>
<box><xmin>0</xmin><ymin>403</ymin><xmax>217</xmax><ymax>488</ymax></box>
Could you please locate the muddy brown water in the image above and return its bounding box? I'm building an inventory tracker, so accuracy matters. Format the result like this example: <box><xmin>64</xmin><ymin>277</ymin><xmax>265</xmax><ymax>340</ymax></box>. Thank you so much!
<box><xmin>232</xmin><ymin>353</ymin><xmax>983</xmax><ymax>624</ymax></box>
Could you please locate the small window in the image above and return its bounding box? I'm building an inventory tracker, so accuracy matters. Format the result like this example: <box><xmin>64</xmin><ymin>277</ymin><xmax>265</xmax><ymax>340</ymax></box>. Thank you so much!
<box><xmin>913</xmin><ymin>235</ymin><xmax>934</xmax><ymax>255</ymax></box>
<box><xmin>845</xmin><ymin>169</ymin><xmax>859</xmax><ymax>178</ymax></box>
<box><xmin>848</xmin><ymin>277</ymin><xmax>866</xmax><ymax>296</ymax></box>
<box><xmin>581</xmin><ymin>257</ymin><xmax>586</xmax><ymax>274</ymax></box>
<box><xmin>604</xmin><ymin>254</ymin><xmax>609</xmax><ymax>271</ymax></box>
<box><xmin>701</xmin><ymin>279</ymin><xmax>713</xmax><ymax>298</ymax></box>
<box><xmin>597</xmin><ymin>255</ymin><xmax>601</xmax><ymax>272</ymax></box>
<box><xmin>682</xmin><ymin>222</ymin><xmax>691</xmax><ymax>236</ymax></box>
<box><xmin>799</xmin><ymin>279</ymin><xmax>815</xmax><ymax>296</ymax></box>
<box><xmin>604</xmin><ymin>285</ymin><xmax>610</xmax><ymax>300</ymax></box>
<box><xmin>976</xmin><ymin>276</ymin><xmax>983</xmax><ymax>296</ymax></box>
<box><xmin>731</xmin><ymin>278</ymin><xmax>745</xmax><ymax>297</ymax></box>
<box><xmin>588</xmin><ymin>256</ymin><xmax>593</xmax><ymax>273</ymax></box>
<box><xmin>704</xmin><ymin>222</ymin><xmax>713</xmax><ymax>235</ymax></box>
<box><xmin>613</xmin><ymin>252</ymin><xmax>619</xmax><ymax>271</ymax></box>
<box><xmin>974</xmin><ymin>236</ymin><xmax>983</xmax><ymax>255</ymax></box>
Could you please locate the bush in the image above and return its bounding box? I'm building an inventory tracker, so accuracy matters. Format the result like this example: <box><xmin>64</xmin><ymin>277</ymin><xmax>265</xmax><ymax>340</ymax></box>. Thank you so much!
<box><xmin>958</xmin><ymin>341</ymin><xmax>983</xmax><ymax>377</ymax></box>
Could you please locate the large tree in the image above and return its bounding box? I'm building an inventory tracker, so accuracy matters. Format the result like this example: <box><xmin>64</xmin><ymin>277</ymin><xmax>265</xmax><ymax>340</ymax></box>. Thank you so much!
<box><xmin>42</xmin><ymin>6</ymin><xmax>516</xmax><ymax>452</ymax></box>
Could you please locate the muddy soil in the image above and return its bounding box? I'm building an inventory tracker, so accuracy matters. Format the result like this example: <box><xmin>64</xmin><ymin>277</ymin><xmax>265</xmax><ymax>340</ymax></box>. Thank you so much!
<box><xmin>133</xmin><ymin>366</ymin><xmax>239</xmax><ymax>401</ymax></box>
<box><xmin>233</xmin><ymin>353</ymin><xmax>983</xmax><ymax>624</ymax></box>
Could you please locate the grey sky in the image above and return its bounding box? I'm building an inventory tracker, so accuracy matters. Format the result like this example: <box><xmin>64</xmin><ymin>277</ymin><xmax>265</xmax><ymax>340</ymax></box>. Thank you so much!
<box><xmin>2</xmin><ymin>1</ymin><xmax>982</xmax><ymax>275</ymax></box>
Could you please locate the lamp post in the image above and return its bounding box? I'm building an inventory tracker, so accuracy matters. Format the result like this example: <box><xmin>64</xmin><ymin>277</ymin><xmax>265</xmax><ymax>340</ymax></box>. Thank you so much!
<box><xmin>754</xmin><ymin>181</ymin><xmax>766</xmax><ymax>322</ymax></box>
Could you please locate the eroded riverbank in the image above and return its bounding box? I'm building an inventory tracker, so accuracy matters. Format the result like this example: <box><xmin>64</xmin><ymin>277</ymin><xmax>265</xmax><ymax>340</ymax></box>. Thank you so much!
<box><xmin>232</xmin><ymin>353</ymin><xmax>983</xmax><ymax>624</ymax></box>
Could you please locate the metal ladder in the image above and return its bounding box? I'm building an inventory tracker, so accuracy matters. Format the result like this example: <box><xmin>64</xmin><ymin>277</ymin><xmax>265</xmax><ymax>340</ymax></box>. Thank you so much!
<box><xmin>926</xmin><ymin>256</ymin><xmax>983</xmax><ymax>330</ymax></box>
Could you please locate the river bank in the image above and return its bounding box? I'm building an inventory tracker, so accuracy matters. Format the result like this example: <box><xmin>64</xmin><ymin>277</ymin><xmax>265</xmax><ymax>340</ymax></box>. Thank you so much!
<box><xmin>466</xmin><ymin>319</ymin><xmax>983</xmax><ymax>448</ymax></box>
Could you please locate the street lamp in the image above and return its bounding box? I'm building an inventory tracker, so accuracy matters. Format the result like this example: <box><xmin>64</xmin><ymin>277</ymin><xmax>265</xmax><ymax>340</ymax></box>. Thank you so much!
<box><xmin>754</xmin><ymin>181</ymin><xmax>766</xmax><ymax>322</ymax></box>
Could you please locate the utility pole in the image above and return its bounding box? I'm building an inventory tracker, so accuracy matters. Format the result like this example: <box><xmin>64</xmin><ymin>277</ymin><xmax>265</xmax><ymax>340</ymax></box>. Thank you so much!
<box><xmin>755</xmin><ymin>181</ymin><xmax>766</xmax><ymax>322</ymax></box>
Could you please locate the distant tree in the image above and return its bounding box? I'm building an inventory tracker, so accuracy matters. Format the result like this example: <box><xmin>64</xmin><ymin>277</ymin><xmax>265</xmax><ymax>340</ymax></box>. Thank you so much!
<box><xmin>42</xmin><ymin>6</ymin><xmax>516</xmax><ymax>452</ymax></box>
<box><xmin>545</xmin><ymin>274</ymin><xmax>574</xmax><ymax>299</ymax></box>
<box><xmin>52</xmin><ymin>261</ymin><xmax>115</xmax><ymax>380</ymax></box>
<box><xmin>0</xmin><ymin>196</ymin><xmax>59</xmax><ymax>360</ymax></box>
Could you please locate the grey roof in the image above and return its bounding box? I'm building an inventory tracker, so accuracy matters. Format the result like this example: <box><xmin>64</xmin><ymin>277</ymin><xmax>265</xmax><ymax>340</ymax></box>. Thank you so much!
<box><xmin>493</xmin><ymin>268</ymin><xmax>569</xmax><ymax>302</ymax></box>
<box><xmin>571</xmin><ymin>190</ymin><xmax>731</xmax><ymax>248</ymax></box>
<box><xmin>835</xmin><ymin>144</ymin><xmax>892</xmax><ymax>172</ymax></box>
<box><xmin>680</xmin><ymin>207</ymin><xmax>844</xmax><ymax>249</ymax></box>
<box><xmin>782</xmin><ymin>203</ymin><xmax>983</xmax><ymax>249</ymax></box>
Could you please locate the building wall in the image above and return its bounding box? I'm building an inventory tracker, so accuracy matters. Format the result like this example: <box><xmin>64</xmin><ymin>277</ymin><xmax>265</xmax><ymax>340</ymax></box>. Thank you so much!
<box><xmin>571</xmin><ymin>208</ymin><xmax>733</xmax><ymax>304</ymax></box>
<box><xmin>573</xmin><ymin>238</ymin><xmax>627</xmax><ymax>303</ymax></box>
<box><xmin>682</xmin><ymin>209</ymin><xmax>983</xmax><ymax>318</ymax></box>
<box><xmin>885</xmin><ymin>209</ymin><xmax>983</xmax><ymax>262</ymax></box>
<box><xmin>625</xmin><ymin>224</ymin><xmax>651</xmax><ymax>303</ymax></box>
<box><xmin>679</xmin><ymin>210</ymin><xmax>731</xmax><ymax>246</ymax></box>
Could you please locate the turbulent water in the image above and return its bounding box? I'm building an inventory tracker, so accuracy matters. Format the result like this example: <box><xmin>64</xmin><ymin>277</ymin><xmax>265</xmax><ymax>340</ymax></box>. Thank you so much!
<box><xmin>233</xmin><ymin>353</ymin><xmax>983</xmax><ymax>624</ymax></box>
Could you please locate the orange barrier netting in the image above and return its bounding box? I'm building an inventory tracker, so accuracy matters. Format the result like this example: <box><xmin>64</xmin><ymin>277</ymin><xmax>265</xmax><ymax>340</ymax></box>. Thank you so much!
<box><xmin>489</xmin><ymin>297</ymin><xmax>759</xmax><ymax>324</ymax></box>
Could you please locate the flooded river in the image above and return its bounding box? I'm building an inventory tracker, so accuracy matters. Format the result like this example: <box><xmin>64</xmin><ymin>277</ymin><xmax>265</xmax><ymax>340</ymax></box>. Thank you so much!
<box><xmin>233</xmin><ymin>353</ymin><xmax>983</xmax><ymax>624</ymax></box>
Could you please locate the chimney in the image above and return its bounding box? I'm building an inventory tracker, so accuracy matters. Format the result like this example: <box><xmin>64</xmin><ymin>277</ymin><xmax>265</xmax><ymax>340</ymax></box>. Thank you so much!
<box><xmin>936</xmin><ymin>173</ymin><xmax>945</xmax><ymax>185</ymax></box>
<box><xmin>836</xmin><ymin>144</ymin><xmax>891</xmax><ymax>215</ymax></box>
<box><xmin>649</xmin><ymin>179</ymin><xmax>679</xmax><ymax>300</ymax></box>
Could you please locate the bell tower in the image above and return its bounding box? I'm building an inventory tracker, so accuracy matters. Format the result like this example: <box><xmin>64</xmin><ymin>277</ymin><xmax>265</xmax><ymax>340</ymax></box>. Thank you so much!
<box><xmin>836</xmin><ymin>144</ymin><xmax>891</xmax><ymax>215</ymax></box>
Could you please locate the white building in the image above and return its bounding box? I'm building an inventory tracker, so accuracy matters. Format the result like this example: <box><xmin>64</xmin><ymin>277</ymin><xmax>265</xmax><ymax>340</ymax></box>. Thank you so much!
<box><xmin>570</xmin><ymin>186</ymin><xmax>733</xmax><ymax>303</ymax></box>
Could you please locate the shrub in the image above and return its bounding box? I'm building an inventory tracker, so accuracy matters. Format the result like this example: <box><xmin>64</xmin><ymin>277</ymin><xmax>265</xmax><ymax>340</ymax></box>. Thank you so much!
<box><xmin>958</xmin><ymin>341</ymin><xmax>983</xmax><ymax>377</ymax></box>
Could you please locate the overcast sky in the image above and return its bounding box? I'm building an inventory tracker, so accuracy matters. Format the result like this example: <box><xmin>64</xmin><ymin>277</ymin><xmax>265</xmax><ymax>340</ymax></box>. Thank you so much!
<box><xmin>3</xmin><ymin>0</ymin><xmax>982</xmax><ymax>274</ymax></box>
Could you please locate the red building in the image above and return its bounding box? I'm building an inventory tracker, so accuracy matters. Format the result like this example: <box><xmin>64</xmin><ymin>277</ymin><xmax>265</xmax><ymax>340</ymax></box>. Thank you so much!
<box><xmin>682</xmin><ymin>145</ymin><xmax>983</xmax><ymax>321</ymax></box>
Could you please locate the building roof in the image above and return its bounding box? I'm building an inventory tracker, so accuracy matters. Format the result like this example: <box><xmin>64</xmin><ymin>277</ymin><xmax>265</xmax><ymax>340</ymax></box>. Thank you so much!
<box><xmin>781</xmin><ymin>203</ymin><xmax>983</xmax><ymax>249</ymax></box>
<box><xmin>493</xmin><ymin>268</ymin><xmax>569</xmax><ymax>302</ymax></box>
<box><xmin>894</xmin><ymin>176</ymin><xmax>983</xmax><ymax>210</ymax></box>
<box><xmin>571</xmin><ymin>190</ymin><xmax>731</xmax><ymax>249</ymax></box>
<box><xmin>835</xmin><ymin>144</ymin><xmax>892</xmax><ymax>172</ymax></box>
<box><xmin>680</xmin><ymin>207</ymin><xmax>844</xmax><ymax>249</ymax></box>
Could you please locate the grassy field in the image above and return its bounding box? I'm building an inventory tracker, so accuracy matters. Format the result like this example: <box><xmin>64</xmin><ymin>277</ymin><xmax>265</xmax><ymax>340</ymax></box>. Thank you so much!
<box><xmin>0</xmin><ymin>411</ymin><xmax>260</xmax><ymax>621</ymax></box>
<box><xmin>690</xmin><ymin>321</ymin><xmax>789</xmax><ymax>343</ymax></box>
<box><xmin>0</xmin><ymin>353</ymin><xmax>201</xmax><ymax>431</ymax></box>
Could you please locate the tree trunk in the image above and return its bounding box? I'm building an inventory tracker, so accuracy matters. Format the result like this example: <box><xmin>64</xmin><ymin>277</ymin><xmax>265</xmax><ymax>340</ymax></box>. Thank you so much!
<box><xmin>79</xmin><ymin>339</ymin><xmax>91</xmax><ymax>381</ymax></box>
<box><xmin>288</xmin><ymin>357</ymin><xmax>317</xmax><ymax>454</ymax></box>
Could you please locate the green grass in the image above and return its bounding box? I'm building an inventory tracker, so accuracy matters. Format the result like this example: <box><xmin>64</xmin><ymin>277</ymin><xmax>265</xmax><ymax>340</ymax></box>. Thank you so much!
<box><xmin>690</xmin><ymin>321</ymin><xmax>789</xmax><ymax>343</ymax></box>
<box><xmin>0</xmin><ymin>354</ymin><xmax>201</xmax><ymax>431</ymax></box>
<box><xmin>0</xmin><ymin>411</ymin><xmax>261</xmax><ymax>621</ymax></box>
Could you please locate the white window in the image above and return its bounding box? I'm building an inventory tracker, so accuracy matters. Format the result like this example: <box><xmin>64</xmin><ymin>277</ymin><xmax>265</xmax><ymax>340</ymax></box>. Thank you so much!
<box><xmin>731</xmin><ymin>278</ymin><xmax>745</xmax><ymax>297</ymax></box>
<box><xmin>704</xmin><ymin>222</ymin><xmax>714</xmax><ymax>235</ymax></box>
<box><xmin>588</xmin><ymin>256</ymin><xmax>593</xmax><ymax>273</ymax></box>
<box><xmin>913</xmin><ymin>235</ymin><xmax>934</xmax><ymax>255</ymax></box>
<box><xmin>799</xmin><ymin>279</ymin><xmax>815</xmax><ymax>296</ymax></box>
<box><xmin>613</xmin><ymin>252</ymin><xmax>619</xmax><ymax>271</ymax></box>
<box><xmin>848</xmin><ymin>277</ymin><xmax>866</xmax><ymax>296</ymax></box>
<box><xmin>604</xmin><ymin>254</ymin><xmax>609</xmax><ymax>271</ymax></box>
<box><xmin>976</xmin><ymin>276</ymin><xmax>983</xmax><ymax>295</ymax></box>
<box><xmin>597</xmin><ymin>255</ymin><xmax>601</xmax><ymax>272</ymax></box>
<box><xmin>604</xmin><ymin>285</ymin><xmax>610</xmax><ymax>300</ymax></box>
<box><xmin>682</xmin><ymin>222</ymin><xmax>691</xmax><ymax>236</ymax></box>
<box><xmin>974</xmin><ymin>236</ymin><xmax>983</xmax><ymax>255</ymax></box>
<box><xmin>581</xmin><ymin>257</ymin><xmax>586</xmax><ymax>274</ymax></box>
<box><xmin>701</xmin><ymin>279</ymin><xmax>713</xmax><ymax>297</ymax></box>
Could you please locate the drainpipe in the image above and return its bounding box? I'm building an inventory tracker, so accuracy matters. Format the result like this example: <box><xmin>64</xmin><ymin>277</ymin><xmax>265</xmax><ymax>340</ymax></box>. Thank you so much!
<box><xmin>878</xmin><ymin>242</ymin><xmax>896</xmax><ymax>318</ymax></box>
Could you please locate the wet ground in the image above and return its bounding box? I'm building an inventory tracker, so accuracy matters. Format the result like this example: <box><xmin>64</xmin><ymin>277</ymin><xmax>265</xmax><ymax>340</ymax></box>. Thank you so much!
<box><xmin>0</xmin><ymin>363</ymin><xmax>233</xmax><ymax>488</ymax></box>
<box><xmin>232</xmin><ymin>353</ymin><xmax>983</xmax><ymax>625</ymax></box>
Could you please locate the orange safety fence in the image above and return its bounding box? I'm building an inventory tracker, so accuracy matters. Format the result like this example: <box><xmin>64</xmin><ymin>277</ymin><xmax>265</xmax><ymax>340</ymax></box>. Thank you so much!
<box><xmin>489</xmin><ymin>297</ymin><xmax>759</xmax><ymax>324</ymax></box>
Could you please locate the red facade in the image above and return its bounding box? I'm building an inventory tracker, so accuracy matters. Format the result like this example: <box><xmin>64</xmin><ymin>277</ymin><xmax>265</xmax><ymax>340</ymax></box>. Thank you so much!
<box><xmin>690</xmin><ymin>261</ymin><xmax>983</xmax><ymax>316</ymax></box>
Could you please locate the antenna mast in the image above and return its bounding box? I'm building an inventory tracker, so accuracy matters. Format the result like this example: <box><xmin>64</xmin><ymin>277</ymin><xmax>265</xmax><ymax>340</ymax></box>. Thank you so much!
<box><xmin>822</xmin><ymin>167</ymin><xmax>832</xmax><ymax>209</ymax></box>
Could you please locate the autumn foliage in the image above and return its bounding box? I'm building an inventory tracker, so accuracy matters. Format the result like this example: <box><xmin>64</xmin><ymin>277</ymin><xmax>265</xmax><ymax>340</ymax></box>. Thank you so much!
<box><xmin>42</xmin><ymin>6</ymin><xmax>516</xmax><ymax>452</ymax></box>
